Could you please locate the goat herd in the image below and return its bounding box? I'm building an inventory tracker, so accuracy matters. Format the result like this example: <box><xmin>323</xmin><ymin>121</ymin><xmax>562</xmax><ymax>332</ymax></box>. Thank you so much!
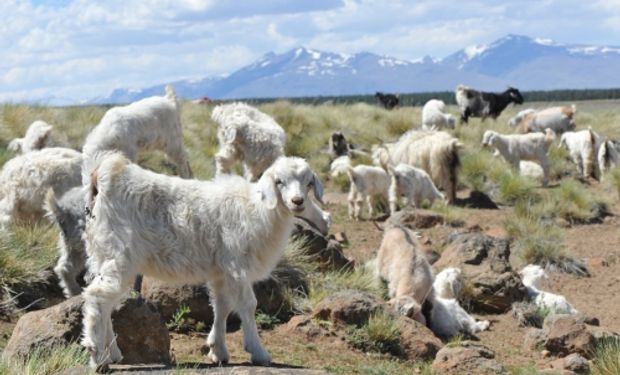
<box><xmin>0</xmin><ymin>84</ymin><xmax>617</xmax><ymax>370</ymax></box>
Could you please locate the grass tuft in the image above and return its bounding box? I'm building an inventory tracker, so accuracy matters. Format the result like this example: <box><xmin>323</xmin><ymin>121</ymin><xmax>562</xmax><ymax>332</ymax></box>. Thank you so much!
<box><xmin>591</xmin><ymin>337</ymin><xmax>620</xmax><ymax>375</ymax></box>
<box><xmin>0</xmin><ymin>343</ymin><xmax>89</xmax><ymax>375</ymax></box>
<box><xmin>346</xmin><ymin>311</ymin><xmax>402</xmax><ymax>356</ymax></box>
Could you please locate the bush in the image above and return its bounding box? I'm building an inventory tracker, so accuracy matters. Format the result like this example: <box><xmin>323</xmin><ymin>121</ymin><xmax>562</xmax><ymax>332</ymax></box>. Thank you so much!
<box><xmin>346</xmin><ymin>312</ymin><xmax>402</xmax><ymax>356</ymax></box>
<box><xmin>591</xmin><ymin>338</ymin><xmax>620</xmax><ymax>375</ymax></box>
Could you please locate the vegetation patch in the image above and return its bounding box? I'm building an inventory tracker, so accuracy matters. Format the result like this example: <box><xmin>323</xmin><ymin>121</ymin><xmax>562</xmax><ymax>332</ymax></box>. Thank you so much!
<box><xmin>345</xmin><ymin>312</ymin><xmax>402</xmax><ymax>356</ymax></box>
<box><xmin>591</xmin><ymin>337</ymin><xmax>620</xmax><ymax>375</ymax></box>
<box><xmin>0</xmin><ymin>343</ymin><xmax>89</xmax><ymax>375</ymax></box>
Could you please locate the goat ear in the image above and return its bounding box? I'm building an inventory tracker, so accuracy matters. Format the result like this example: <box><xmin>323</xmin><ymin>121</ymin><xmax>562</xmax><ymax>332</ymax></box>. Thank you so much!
<box><xmin>256</xmin><ymin>173</ymin><xmax>278</xmax><ymax>209</ymax></box>
<box><xmin>312</xmin><ymin>172</ymin><xmax>324</xmax><ymax>204</ymax></box>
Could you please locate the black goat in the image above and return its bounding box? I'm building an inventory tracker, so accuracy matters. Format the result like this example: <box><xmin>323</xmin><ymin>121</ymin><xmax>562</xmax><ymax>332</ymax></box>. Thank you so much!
<box><xmin>375</xmin><ymin>92</ymin><xmax>399</xmax><ymax>110</ymax></box>
<box><xmin>455</xmin><ymin>85</ymin><xmax>524</xmax><ymax>124</ymax></box>
<box><xmin>329</xmin><ymin>131</ymin><xmax>349</xmax><ymax>158</ymax></box>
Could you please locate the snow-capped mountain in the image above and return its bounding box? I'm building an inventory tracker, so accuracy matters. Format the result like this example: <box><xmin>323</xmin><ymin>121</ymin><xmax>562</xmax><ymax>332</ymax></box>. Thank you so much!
<box><xmin>90</xmin><ymin>35</ymin><xmax>620</xmax><ymax>104</ymax></box>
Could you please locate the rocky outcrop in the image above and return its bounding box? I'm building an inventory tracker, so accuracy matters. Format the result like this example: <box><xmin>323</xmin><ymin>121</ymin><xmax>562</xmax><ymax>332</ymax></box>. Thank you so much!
<box><xmin>432</xmin><ymin>341</ymin><xmax>508</xmax><ymax>374</ymax></box>
<box><xmin>312</xmin><ymin>291</ymin><xmax>382</xmax><ymax>327</ymax></box>
<box><xmin>397</xmin><ymin>316</ymin><xmax>443</xmax><ymax>362</ymax></box>
<box><xmin>292</xmin><ymin>218</ymin><xmax>353</xmax><ymax>271</ymax></box>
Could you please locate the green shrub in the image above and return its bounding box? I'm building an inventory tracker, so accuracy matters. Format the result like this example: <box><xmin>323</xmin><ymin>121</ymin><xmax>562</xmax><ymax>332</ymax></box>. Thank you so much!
<box><xmin>346</xmin><ymin>312</ymin><xmax>402</xmax><ymax>356</ymax></box>
<box><xmin>0</xmin><ymin>343</ymin><xmax>89</xmax><ymax>375</ymax></box>
<box><xmin>591</xmin><ymin>338</ymin><xmax>620</xmax><ymax>375</ymax></box>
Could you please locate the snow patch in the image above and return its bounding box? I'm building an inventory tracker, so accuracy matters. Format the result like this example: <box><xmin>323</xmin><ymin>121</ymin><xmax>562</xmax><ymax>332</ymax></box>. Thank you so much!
<box><xmin>464</xmin><ymin>44</ymin><xmax>488</xmax><ymax>60</ymax></box>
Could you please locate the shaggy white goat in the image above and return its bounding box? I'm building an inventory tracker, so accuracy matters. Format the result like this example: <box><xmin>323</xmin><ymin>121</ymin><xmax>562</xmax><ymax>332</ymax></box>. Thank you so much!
<box><xmin>519</xmin><ymin>265</ymin><xmax>578</xmax><ymax>315</ymax></box>
<box><xmin>330</xmin><ymin>155</ymin><xmax>351</xmax><ymax>178</ymax></box>
<box><xmin>372</xmin><ymin>130</ymin><xmax>462</xmax><ymax>203</ymax></box>
<box><xmin>346</xmin><ymin>165</ymin><xmax>390</xmax><ymax>220</ymax></box>
<box><xmin>422</xmin><ymin>99</ymin><xmax>455</xmax><ymax>130</ymax></box>
<box><xmin>558</xmin><ymin>127</ymin><xmax>601</xmax><ymax>179</ymax></box>
<box><xmin>427</xmin><ymin>267</ymin><xmax>490</xmax><ymax>338</ymax></box>
<box><xmin>508</xmin><ymin>108</ymin><xmax>536</xmax><ymax>128</ymax></box>
<box><xmin>598</xmin><ymin>140</ymin><xmax>619</xmax><ymax>177</ymax></box>
<box><xmin>8</xmin><ymin>120</ymin><xmax>53</xmax><ymax>154</ymax></box>
<box><xmin>375</xmin><ymin>225</ymin><xmax>434</xmax><ymax>324</ymax></box>
<box><xmin>482</xmin><ymin>129</ymin><xmax>555</xmax><ymax>186</ymax></box>
<box><xmin>387</xmin><ymin>163</ymin><xmax>444</xmax><ymax>213</ymax></box>
<box><xmin>516</xmin><ymin>105</ymin><xmax>577</xmax><ymax>134</ymax></box>
<box><xmin>211</xmin><ymin>102</ymin><xmax>286</xmax><ymax>182</ymax></box>
<box><xmin>82</xmin><ymin>85</ymin><xmax>192</xmax><ymax>183</ymax></box>
<box><xmin>81</xmin><ymin>154</ymin><xmax>322</xmax><ymax>370</ymax></box>
<box><xmin>0</xmin><ymin>148</ymin><xmax>82</xmax><ymax>229</ymax></box>
<box><xmin>519</xmin><ymin>161</ymin><xmax>545</xmax><ymax>182</ymax></box>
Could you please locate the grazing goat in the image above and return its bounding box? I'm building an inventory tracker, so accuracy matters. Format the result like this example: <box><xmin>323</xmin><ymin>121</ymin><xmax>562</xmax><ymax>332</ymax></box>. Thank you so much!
<box><xmin>482</xmin><ymin>129</ymin><xmax>555</xmax><ymax>186</ymax></box>
<box><xmin>375</xmin><ymin>225</ymin><xmax>434</xmax><ymax>324</ymax></box>
<box><xmin>422</xmin><ymin>99</ymin><xmax>455</xmax><ymax>130</ymax></box>
<box><xmin>508</xmin><ymin>108</ymin><xmax>536</xmax><ymax>128</ymax></box>
<box><xmin>45</xmin><ymin>187</ymin><xmax>87</xmax><ymax>297</ymax></box>
<box><xmin>598</xmin><ymin>140</ymin><xmax>619</xmax><ymax>177</ymax></box>
<box><xmin>375</xmin><ymin>92</ymin><xmax>399</xmax><ymax>110</ymax></box>
<box><xmin>8</xmin><ymin>120</ymin><xmax>53</xmax><ymax>154</ymax></box>
<box><xmin>372</xmin><ymin>130</ymin><xmax>462</xmax><ymax>203</ymax></box>
<box><xmin>558</xmin><ymin>127</ymin><xmax>601</xmax><ymax>180</ymax></box>
<box><xmin>328</xmin><ymin>131</ymin><xmax>349</xmax><ymax>158</ymax></box>
<box><xmin>0</xmin><ymin>148</ymin><xmax>82</xmax><ymax>229</ymax></box>
<box><xmin>516</xmin><ymin>105</ymin><xmax>577</xmax><ymax>134</ymax></box>
<box><xmin>426</xmin><ymin>267</ymin><xmax>490</xmax><ymax>338</ymax></box>
<box><xmin>346</xmin><ymin>165</ymin><xmax>390</xmax><ymax>220</ymax></box>
<box><xmin>519</xmin><ymin>265</ymin><xmax>578</xmax><ymax>315</ymax></box>
<box><xmin>82</xmin><ymin>85</ymin><xmax>192</xmax><ymax>183</ymax></box>
<box><xmin>211</xmin><ymin>102</ymin><xmax>286</xmax><ymax>182</ymax></box>
<box><xmin>81</xmin><ymin>154</ymin><xmax>323</xmax><ymax>370</ymax></box>
<box><xmin>387</xmin><ymin>164</ymin><xmax>444</xmax><ymax>213</ymax></box>
<box><xmin>456</xmin><ymin>85</ymin><xmax>524</xmax><ymax>123</ymax></box>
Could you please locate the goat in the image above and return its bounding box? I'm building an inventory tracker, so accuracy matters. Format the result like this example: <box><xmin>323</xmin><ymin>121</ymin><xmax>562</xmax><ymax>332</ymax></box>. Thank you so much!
<box><xmin>82</xmin><ymin>85</ymin><xmax>192</xmax><ymax>184</ymax></box>
<box><xmin>346</xmin><ymin>165</ymin><xmax>390</xmax><ymax>220</ymax></box>
<box><xmin>422</xmin><ymin>99</ymin><xmax>455</xmax><ymax>130</ymax></box>
<box><xmin>558</xmin><ymin>127</ymin><xmax>601</xmax><ymax>180</ymax></box>
<box><xmin>375</xmin><ymin>92</ymin><xmax>399</xmax><ymax>110</ymax></box>
<box><xmin>519</xmin><ymin>265</ymin><xmax>578</xmax><ymax>315</ymax></box>
<box><xmin>80</xmin><ymin>154</ymin><xmax>322</xmax><ymax>370</ymax></box>
<box><xmin>508</xmin><ymin>108</ymin><xmax>536</xmax><ymax>128</ymax></box>
<box><xmin>8</xmin><ymin>120</ymin><xmax>53</xmax><ymax>154</ymax></box>
<box><xmin>482</xmin><ymin>129</ymin><xmax>555</xmax><ymax>186</ymax></box>
<box><xmin>328</xmin><ymin>131</ymin><xmax>349</xmax><ymax>158</ymax></box>
<box><xmin>456</xmin><ymin>85</ymin><xmax>524</xmax><ymax>123</ymax></box>
<box><xmin>387</xmin><ymin>163</ymin><xmax>444</xmax><ymax>213</ymax></box>
<box><xmin>598</xmin><ymin>140</ymin><xmax>619</xmax><ymax>177</ymax></box>
<box><xmin>516</xmin><ymin>105</ymin><xmax>577</xmax><ymax>134</ymax></box>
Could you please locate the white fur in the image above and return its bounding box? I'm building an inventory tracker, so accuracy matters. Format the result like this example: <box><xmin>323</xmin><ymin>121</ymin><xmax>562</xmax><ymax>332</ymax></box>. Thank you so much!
<box><xmin>211</xmin><ymin>102</ymin><xmax>286</xmax><ymax>182</ymax></box>
<box><xmin>519</xmin><ymin>161</ymin><xmax>545</xmax><ymax>182</ymax></box>
<box><xmin>388</xmin><ymin>163</ymin><xmax>444</xmax><ymax>213</ymax></box>
<box><xmin>422</xmin><ymin>99</ymin><xmax>455</xmax><ymax>130</ymax></box>
<box><xmin>598</xmin><ymin>140</ymin><xmax>619</xmax><ymax>177</ymax></box>
<box><xmin>82</xmin><ymin>85</ymin><xmax>192</xmax><ymax>184</ymax></box>
<box><xmin>508</xmin><ymin>109</ymin><xmax>536</xmax><ymax>128</ymax></box>
<box><xmin>330</xmin><ymin>155</ymin><xmax>351</xmax><ymax>178</ymax></box>
<box><xmin>482</xmin><ymin>129</ymin><xmax>555</xmax><ymax>186</ymax></box>
<box><xmin>517</xmin><ymin>105</ymin><xmax>577</xmax><ymax>134</ymax></box>
<box><xmin>8</xmin><ymin>120</ymin><xmax>53</xmax><ymax>154</ymax></box>
<box><xmin>519</xmin><ymin>265</ymin><xmax>578</xmax><ymax>315</ymax></box>
<box><xmin>375</xmin><ymin>226</ymin><xmax>434</xmax><ymax>324</ymax></box>
<box><xmin>432</xmin><ymin>267</ymin><xmax>464</xmax><ymax>300</ymax></box>
<box><xmin>80</xmin><ymin>154</ymin><xmax>322</xmax><ymax>369</ymax></box>
<box><xmin>559</xmin><ymin>127</ymin><xmax>601</xmax><ymax>179</ymax></box>
<box><xmin>346</xmin><ymin>165</ymin><xmax>390</xmax><ymax>220</ymax></box>
<box><xmin>0</xmin><ymin>148</ymin><xmax>82</xmax><ymax>229</ymax></box>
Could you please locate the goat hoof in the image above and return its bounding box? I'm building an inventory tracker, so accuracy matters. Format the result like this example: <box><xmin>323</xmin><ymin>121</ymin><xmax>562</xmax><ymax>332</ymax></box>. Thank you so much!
<box><xmin>251</xmin><ymin>350</ymin><xmax>272</xmax><ymax>366</ymax></box>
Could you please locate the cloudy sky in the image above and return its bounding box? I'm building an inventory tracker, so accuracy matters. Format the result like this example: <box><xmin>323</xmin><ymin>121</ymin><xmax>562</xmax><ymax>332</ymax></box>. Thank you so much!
<box><xmin>2</xmin><ymin>0</ymin><xmax>619</xmax><ymax>103</ymax></box>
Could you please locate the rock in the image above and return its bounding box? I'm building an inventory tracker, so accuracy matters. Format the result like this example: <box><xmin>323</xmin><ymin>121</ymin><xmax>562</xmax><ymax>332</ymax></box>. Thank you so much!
<box><xmin>435</xmin><ymin>232</ymin><xmax>527</xmax><ymax>313</ymax></box>
<box><xmin>512</xmin><ymin>302</ymin><xmax>545</xmax><ymax>328</ymax></box>
<box><xmin>279</xmin><ymin>316</ymin><xmax>335</xmax><ymax>340</ymax></box>
<box><xmin>524</xmin><ymin>328</ymin><xmax>547</xmax><ymax>351</ymax></box>
<box><xmin>2</xmin><ymin>269</ymin><xmax>65</xmax><ymax>314</ymax></box>
<box><xmin>141</xmin><ymin>279</ymin><xmax>213</xmax><ymax>323</ymax></box>
<box><xmin>312</xmin><ymin>291</ymin><xmax>382</xmax><ymax>327</ymax></box>
<box><xmin>397</xmin><ymin>316</ymin><xmax>443</xmax><ymax>362</ymax></box>
<box><xmin>548</xmin><ymin>353</ymin><xmax>590</xmax><ymax>374</ymax></box>
<box><xmin>4</xmin><ymin>296</ymin><xmax>170</xmax><ymax>365</ymax></box>
<box><xmin>332</xmin><ymin>231</ymin><xmax>348</xmax><ymax>245</ymax></box>
<box><xmin>386</xmin><ymin>208</ymin><xmax>444</xmax><ymax>229</ymax></box>
<box><xmin>543</xmin><ymin>315</ymin><xmax>596</xmax><ymax>357</ymax></box>
<box><xmin>292</xmin><ymin>218</ymin><xmax>353</xmax><ymax>271</ymax></box>
<box><xmin>432</xmin><ymin>341</ymin><xmax>508</xmax><ymax>374</ymax></box>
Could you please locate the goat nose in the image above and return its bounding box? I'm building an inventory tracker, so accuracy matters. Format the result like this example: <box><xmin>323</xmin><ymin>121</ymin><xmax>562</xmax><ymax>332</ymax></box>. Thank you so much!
<box><xmin>291</xmin><ymin>196</ymin><xmax>304</xmax><ymax>206</ymax></box>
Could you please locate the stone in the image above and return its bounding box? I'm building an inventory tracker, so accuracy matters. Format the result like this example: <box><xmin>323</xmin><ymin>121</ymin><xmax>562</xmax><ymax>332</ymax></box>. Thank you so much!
<box><xmin>397</xmin><ymin>316</ymin><xmax>443</xmax><ymax>362</ymax></box>
<box><xmin>292</xmin><ymin>218</ymin><xmax>353</xmax><ymax>271</ymax></box>
<box><xmin>431</xmin><ymin>341</ymin><xmax>508</xmax><ymax>374</ymax></box>
<box><xmin>386</xmin><ymin>208</ymin><xmax>444</xmax><ymax>230</ymax></box>
<box><xmin>332</xmin><ymin>232</ymin><xmax>348</xmax><ymax>244</ymax></box>
<box><xmin>3</xmin><ymin>296</ymin><xmax>171</xmax><ymax>365</ymax></box>
<box><xmin>312</xmin><ymin>291</ymin><xmax>382</xmax><ymax>327</ymax></box>
<box><xmin>548</xmin><ymin>353</ymin><xmax>590</xmax><ymax>374</ymax></box>
<box><xmin>543</xmin><ymin>315</ymin><xmax>596</xmax><ymax>358</ymax></box>
<box><xmin>279</xmin><ymin>316</ymin><xmax>335</xmax><ymax>340</ymax></box>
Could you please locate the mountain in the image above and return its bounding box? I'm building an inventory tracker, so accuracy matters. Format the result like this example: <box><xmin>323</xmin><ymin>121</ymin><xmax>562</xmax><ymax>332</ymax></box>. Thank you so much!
<box><xmin>90</xmin><ymin>34</ymin><xmax>620</xmax><ymax>104</ymax></box>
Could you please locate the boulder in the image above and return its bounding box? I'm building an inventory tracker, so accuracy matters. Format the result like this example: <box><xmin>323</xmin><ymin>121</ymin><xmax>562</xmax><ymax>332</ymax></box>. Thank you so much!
<box><xmin>3</xmin><ymin>296</ymin><xmax>170</xmax><ymax>365</ymax></box>
<box><xmin>386</xmin><ymin>208</ymin><xmax>444</xmax><ymax>229</ymax></box>
<box><xmin>548</xmin><ymin>353</ymin><xmax>590</xmax><ymax>374</ymax></box>
<box><xmin>292</xmin><ymin>218</ymin><xmax>353</xmax><ymax>271</ymax></box>
<box><xmin>312</xmin><ymin>291</ymin><xmax>382</xmax><ymax>327</ymax></box>
<box><xmin>432</xmin><ymin>341</ymin><xmax>508</xmax><ymax>374</ymax></box>
<box><xmin>435</xmin><ymin>232</ymin><xmax>527</xmax><ymax>313</ymax></box>
<box><xmin>397</xmin><ymin>316</ymin><xmax>443</xmax><ymax>362</ymax></box>
<box><xmin>279</xmin><ymin>316</ymin><xmax>336</xmax><ymax>340</ymax></box>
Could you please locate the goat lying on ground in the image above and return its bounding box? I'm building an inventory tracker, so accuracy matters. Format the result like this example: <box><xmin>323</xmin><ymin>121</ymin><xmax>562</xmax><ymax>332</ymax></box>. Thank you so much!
<box><xmin>456</xmin><ymin>85</ymin><xmax>524</xmax><ymax>123</ymax></box>
<box><xmin>8</xmin><ymin>120</ymin><xmax>53</xmax><ymax>154</ymax></box>
<box><xmin>519</xmin><ymin>265</ymin><xmax>578</xmax><ymax>315</ymax></box>
<box><xmin>81</xmin><ymin>154</ymin><xmax>322</xmax><ymax>370</ymax></box>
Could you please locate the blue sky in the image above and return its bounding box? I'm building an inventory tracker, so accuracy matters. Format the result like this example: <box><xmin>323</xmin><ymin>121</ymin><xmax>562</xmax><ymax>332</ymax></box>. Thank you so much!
<box><xmin>2</xmin><ymin>0</ymin><xmax>619</xmax><ymax>103</ymax></box>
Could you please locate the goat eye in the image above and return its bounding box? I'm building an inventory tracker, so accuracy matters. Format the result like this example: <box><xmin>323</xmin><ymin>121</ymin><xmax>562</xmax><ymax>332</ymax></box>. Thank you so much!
<box><xmin>275</xmin><ymin>178</ymin><xmax>283</xmax><ymax>186</ymax></box>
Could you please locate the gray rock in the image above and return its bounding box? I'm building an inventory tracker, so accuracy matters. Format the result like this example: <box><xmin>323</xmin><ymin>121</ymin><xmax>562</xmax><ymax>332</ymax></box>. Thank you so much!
<box><xmin>432</xmin><ymin>341</ymin><xmax>508</xmax><ymax>374</ymax></box>
<box><xmin>397</xmin><ymin>316</ymin><xmax>443</xmax><ymax>362</ymax></box>
<box><xmin>291</xmin><ymin>218</ymin><xmax>353</xmax><ymax>271</ymax></box>
<box><xmin>548</xmin><ymin>353</ymin><xmax>590</xmax><ymax>374</ymax></box>
<box><xmin>386</xmin><ymin>209</ymin><xmax>444</xmax><ymax>229</ymax></box>
<box><xmin>312</xmin><ymin>291</ymin><xmax>382</xmax><ymax>327</ymax></box>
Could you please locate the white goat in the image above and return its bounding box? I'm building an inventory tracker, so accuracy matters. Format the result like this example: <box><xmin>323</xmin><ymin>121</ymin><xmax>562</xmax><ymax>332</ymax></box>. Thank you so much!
<box><xmin>516</xmin><ymin>105</ymin><xmax>577</xmax><ymax>134</ymax></box>
<box><xmin>508</xmin><ymin>109</ymin><xmax>536</xmax><ymax>128</ymax></box>
<box><xmin>81</xmin><ymin>154</ymin><xmax>322</xmax><ymax>370</ymax></box>
<box><xmin>375</xmin><ymin>225</ymin><xmax>434</xmax><ymax>324</ymax></box>
<box><xmin>211</xmin><ymin>102</ymin><xmax>286</xmax><ymax>182</ymax></box>
<box><xmin>519</xmin><ymin>161</ymin><xmax>545</xmax><ymax>182</ymax></box>
<box><xmin>8</xmin><ymin>120</ymin><xmax>53</xmax><ymax>154</ymax></box>
<box><xmin>82</xmin><ymin>85</ymin><xmax>192</xmax><ymax>184</ymax></box>
<box><xmin>387</xmin><ymin>163</ymin><xmax>444</xmax><ymax>213</ymax></box>
<box><xmin>0</xmin><ymin>148</ymin><xmax>82</xmax><ymax>229</ymax></box>
<box><xmin>330</xmin><ymin>155</ymin><xmax>351</xmax><ymax>178</ymax></box>
<box><xmin>598</xmin><ymin>140</ymin><xmax>619</xmax><ymax>177</ymax></box>
<box><xmin>422</xmin><ymin>99</ymin><xmax>455</xmax><ymax>130</ymax></box>
<box><xmin>558</xmin><ymin>127</ymin><xmax>601</xmax><ymax>179</ymax></box>
<box><xmin>427</xmin><ymin>267</ymin><xmax>490</xmax><ymax>338</ymax></box>
<box><xmin>482</xmin><ymin>129</ymin><xmax>556</xmax><ymax>186</ymax></box>
<box><xmin>372</xmin><ymin>130</ymin><xmax>462</xmax><ymax>203</ymax></box>
<box><xmin>346</xmin><ymin>165</ymin><xmax>390</xmax><ymax>220</ymax></box>
<box><xmin>519</xmin><ymin>264</ymin><xmax>578</xmax><ymax>315</ymax></box>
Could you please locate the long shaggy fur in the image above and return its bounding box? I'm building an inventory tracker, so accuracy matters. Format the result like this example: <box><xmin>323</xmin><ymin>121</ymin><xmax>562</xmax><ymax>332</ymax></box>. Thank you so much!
<box><xmin>81</xmin><ymin>153</ymin><xmax>322</xmax><ymax>369</ymax></box>
<box><xmin>559</xmin><ymin>127</ymin><xmax>601</xmax><ymax>179</ymax></box>
<box><xmin>455</xmin><ymin>85</ymin><xmax>524</xmax><ymax>123</ymax></box>
<box><xmin>516</xmin><ymin>105</ymin><xmax>577</xmax><ymax>134</ymax></box>
<box><xmin>8</xmin><ymin>120</ymin><xmax>53</xmax><ymax>154</ymax></box>
<box><xmin>422</xmin><ymin>99</ymin><xmax>455</xmax><ymax>130</ymax></box>
<box><xmin>519</xmin><ymin>265</ymin><xmax>578</xmax><ymax>315</ymax></box>
<box><xmin>598</xmin><ymin>140</ymin><xmax>619</xmax><ymax>177</ymax></box>
<box><xmin>388</xmin><ymin>163</ymin><xmax>444</xmax><ymax>213</ymax></box>
<box><xmin>0</xmin><ymin>147</ymin><xmax>82</xmax><ymax>229</ymax></box>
